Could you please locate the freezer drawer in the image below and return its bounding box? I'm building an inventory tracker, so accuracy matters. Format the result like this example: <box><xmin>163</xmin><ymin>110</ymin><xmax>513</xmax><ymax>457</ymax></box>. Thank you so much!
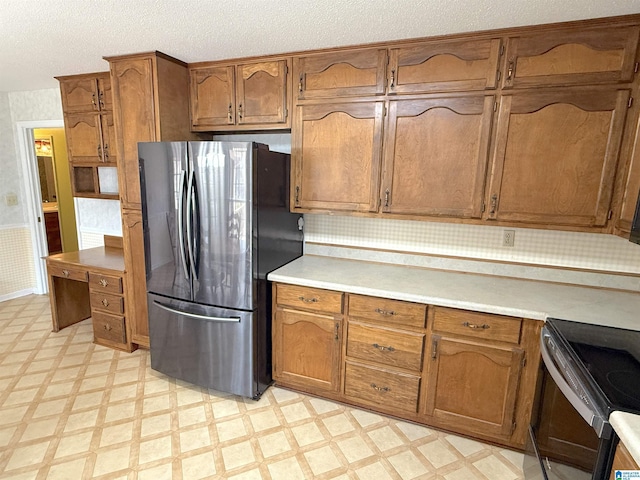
<box><xmin>148</xmin><ymin>293</ymin><xmax>264</xmax><ymax>398</ymax></box>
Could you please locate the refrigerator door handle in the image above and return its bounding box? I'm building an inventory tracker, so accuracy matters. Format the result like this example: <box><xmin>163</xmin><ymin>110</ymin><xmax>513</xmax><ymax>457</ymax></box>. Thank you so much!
<box><xmin>186</xmin><ymin>170</ymin><xmax>198</xmax><ymax>280</ymax></box>
<box><xmin>177</xmin><ymin>170</ymin><xmax>189</xmax><ymax>280</ymax></box>
<box><xmin>152</xmin><ymin>300</ymin><xmax>241</xmax><ymax>323</ymax></box>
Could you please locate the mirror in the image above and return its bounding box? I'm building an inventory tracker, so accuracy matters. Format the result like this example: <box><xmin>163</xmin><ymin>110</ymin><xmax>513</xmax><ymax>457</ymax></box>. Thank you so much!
<box><xmin>35</xmin><ymin>136</ymin><xmax>58</xmax><ymax>203</ymax></box>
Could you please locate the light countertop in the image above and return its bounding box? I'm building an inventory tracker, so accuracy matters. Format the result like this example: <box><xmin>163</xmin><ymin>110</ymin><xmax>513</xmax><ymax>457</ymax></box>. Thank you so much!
<box><xmin>268</xmin><ymin>254</ymin><xmax>640</xmax><ymax>458</ymax></box>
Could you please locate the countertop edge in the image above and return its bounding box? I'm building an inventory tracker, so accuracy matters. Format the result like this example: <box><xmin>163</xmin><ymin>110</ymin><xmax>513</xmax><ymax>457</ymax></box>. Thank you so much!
<box><xmin>610</xmin><ymin>411</ymin><xmax>640</xmax><ymax>466</ymax></box>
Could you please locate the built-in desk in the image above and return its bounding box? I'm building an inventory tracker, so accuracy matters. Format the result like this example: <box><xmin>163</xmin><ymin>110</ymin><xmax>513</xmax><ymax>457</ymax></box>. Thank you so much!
<box><xmin>46</xmin><ymin>237</ymin><xmax>136</xmax><ymax>352</ymax></box>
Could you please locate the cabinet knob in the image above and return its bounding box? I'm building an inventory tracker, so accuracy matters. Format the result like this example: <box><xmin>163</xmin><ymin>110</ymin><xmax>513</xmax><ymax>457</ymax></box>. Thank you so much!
<box><xmin>101</xmin><ymin>299</ymin><xmax>110</xmax><ymax>307</ymax></box>
<box><xmin>91</xmin><ymin>92</ymin><xmax>97</xmax><ymax>109</ymax></box>
<box><xmin>99</xmin><ymin>278</ymin><xmax>109</xmax><ymax>287</ymax></box>
<box><xmin>62</xmin><ymin>269</ymin><xmax>70</xmax><ymax>278</ymax></box>
<box><xmin>103</xmin><ymin>323</ymin><xmax>112</xmax><ymax>331</ymax></box>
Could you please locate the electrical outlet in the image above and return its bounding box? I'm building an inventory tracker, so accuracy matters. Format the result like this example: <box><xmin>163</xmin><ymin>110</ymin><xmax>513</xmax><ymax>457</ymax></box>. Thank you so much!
<box><xmin>503</xmin><ymin>229</ymin><xmax>515</xmax><ymax>247</ymax></box>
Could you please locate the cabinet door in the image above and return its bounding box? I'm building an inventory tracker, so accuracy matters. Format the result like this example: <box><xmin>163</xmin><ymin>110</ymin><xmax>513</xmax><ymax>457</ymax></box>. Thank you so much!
<box><xmin>503</xmin><ymin>26</ymin><xmax>640</xmax><ymax>88</ymax></box>
<box><xmin>59</xmin><ymin>77</ymin><xmax>100</xmax><ymax>113</ymax></box>
<box><xmin>65</xmin><ymin>113</ymin><xmax>103</xmax><ymax>164</ymax></box>
<box><xmin>292</xmin><ymin>102</ymin><xmax>384</xmax><ymax>212</ymax></box>
<box><xmin>236</xmin><ymin>60</ymin><xmax>288</xmax><ymax>126</ymax></box>
<box><xmin>388</xmin><ymin>38</ymin><xmax>501</xmax><ymax>94</ymax></box>
<box><xmin>122</xmin><ymin>209</ymin><xmax>149</xmax><ymax>348</ymax></box>
<box><xmin>381</xmin><ymin>96</ymin><xmax>494</xmax><ymax>218</ymax></box>
<box><xmin>190</xmin><ymin>66</ymin><xmax>235</xmax><ymax>128</ymax></box>
<box><xmin>273</xmin><ymin>307</ymin><xmax>342</xmax><ymax>392</ymax></box>
<box><xmin>617</xmin><ymin>116</ymin><xmax>640</xmax><ymax>233</ymax></box>
<box><xmin>110</xmin><ymin>57</ymin><xmax>157</xmax><ymax>208</ymax></box>
<box><xmin>487</xmin><ymin>89</ymin><xmax>629</xmax><ymax>227</ymax></box>
<box><xmin>99</xmin><ymin>113</ymin><xmax>117</xmax><ymax>165</ymax></box>
<box><xmin>96</xmin><ymin>75</ymin><xmax>113</xmax><ymax>112</ymax></box>
<box><xmin>425</xmin><ymin>335</ymin><xmax>524</xmax><ymax>439</ymax></box>
<box><xmin>294</xmin><ymin>49</ymin><xmax>387</xmax><ymax>99</ymax></box>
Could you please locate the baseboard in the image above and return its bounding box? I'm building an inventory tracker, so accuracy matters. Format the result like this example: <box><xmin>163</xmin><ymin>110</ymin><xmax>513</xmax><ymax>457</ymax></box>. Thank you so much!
<box><xmin>0</xmin><ymin>288</ymin><xmax>37</xmax><ymax>303</ymax></box>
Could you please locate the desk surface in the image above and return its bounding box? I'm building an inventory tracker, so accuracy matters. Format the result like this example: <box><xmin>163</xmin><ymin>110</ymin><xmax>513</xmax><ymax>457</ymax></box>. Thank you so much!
<box><xmin>47</xmin><ymin>246</ymin><xmax>125</xmax><ymax>273</ymax></box>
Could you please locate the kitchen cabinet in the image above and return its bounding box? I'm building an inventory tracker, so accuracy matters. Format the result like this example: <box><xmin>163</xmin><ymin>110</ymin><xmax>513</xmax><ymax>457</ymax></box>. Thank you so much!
<box><xmin>502</xmin><ymin>26</ymin><xmax>640</xmax><ymax>89</ymax></box>
<box><xmin>292</xmin><ymin>101</ymin><xmax>384</xmax><ymax>212</ymax></box>
<box><xmin>487</xmin><ymin>88</ymin><xmax>630</xmax><ymax>227</ymax></box>
<box><xmin>388</xmin><ymin>38</ymin><xmax>502</xmax><ymax>94</ymax></box>
<box><xmin>294</xmin><ymin>48</ymin><xmax>387</xmax><ymax>100</ymax></box>
<box><xmin>190</xmin><ymin>59</ymin><xmax>290</xmax><ymax>131</ymax></box>
<box><xmin>272</xmin><ymin>284</ymin><xmax>344</xmax><ymax>393</ymax></box>
<box><xmin>57</xmin><ymin>73</ymin><xmax>118</xmax><ymax>199</ymax></box>
<box><xmin>610</xmin><ymin>442</ymin><xmax>640</xmax><ymax>479</ymax></box>
<box><xmin>381</xmin><ymin>95</ymin><xmax>494</xmax><ymax>218</ymax></box>
<box><xmin>616</xmin><ymin>107</ymin><xmax>640</xmax><ymax>234</ymax></box>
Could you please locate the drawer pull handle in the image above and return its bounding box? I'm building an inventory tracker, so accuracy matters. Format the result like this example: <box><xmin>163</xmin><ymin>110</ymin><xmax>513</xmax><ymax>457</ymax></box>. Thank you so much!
<box><xmin>462</xmin><ymin>321</ymin><xmax>490</xmax><ymax>330</ymax></box>
<box><xmin>375</xmin><ymin>308</ymin><xmax>396</xmax><ymax>316</ymax></box>
<box><xmin>101</xmin><ymin>299</ymin><xmax>110</xmax><ymax>307</ymax></box>
<box><xmin>370</xmin><ymin>383</ymin><xmax>390</xmax><ymax>393</ymax></box>
<box><xmin>103</xmin><ymin>324</ymin><xmax>112</xmax><ymax>332</ymax></box>
<box><xmin>372</xmin><ymin>343</ymin><xmax>395</xmax><ymax>352</ymax></box>
<box><xmin>298</xmin><ymin>296</ymin><xmax>318</xmax><ymax>303</ymax></box>
<box><xmin>99</xmin><ymin>278</ymin><xmax>109</xmax><ymax>287</ymax></box>
<box><xmin>62</xmin><ymin>269</ymin><xmax>70</xmax><ymax>278</ymax></box>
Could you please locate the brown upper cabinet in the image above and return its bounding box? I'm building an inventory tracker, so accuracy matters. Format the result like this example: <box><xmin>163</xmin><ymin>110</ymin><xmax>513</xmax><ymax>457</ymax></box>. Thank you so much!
<box><xmin>190</xmin><ymin>59</ymin><xmax>290</xmax><ymax>131</ymax></box>
<box><xmin>388</xmin><ymin>38</ymin><xmax>502</xmax><ymax>94</ymax></box>
<box><xmin>502</xmin><ymin>25</ymin><xmax>640</xmax><ymax>89</ymax></box>
<box><xmin>58</xmin><ymin>72</ymin><xmax>112</xmax><ymax>114</ymax></box>
<box><xmin>617</xmin><ymin>114</ymin><xmax>640</xmax><ymax>233</ymax></box>
<box><xmin>294</xmin><ymin>49</ymin><xmax>387</xmax><ymax>99</ymax></box>
<box><xmin>487</xmin><ymin>89</ymin><xmax>630</xmax><ymax>227</ymax></box>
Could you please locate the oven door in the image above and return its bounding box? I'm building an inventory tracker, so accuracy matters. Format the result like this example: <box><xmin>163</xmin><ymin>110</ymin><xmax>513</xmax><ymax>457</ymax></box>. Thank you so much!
<box><xmin>524</xmin><ymin>324</ymin><xmax>616</xmax><ymax>480</ymax></box>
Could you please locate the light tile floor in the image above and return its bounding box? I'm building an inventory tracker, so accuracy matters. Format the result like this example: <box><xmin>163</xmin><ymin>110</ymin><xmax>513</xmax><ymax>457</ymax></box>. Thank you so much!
<box><xmin>0</xmin><ymin>295</ymin><xmax>525</xmax><ymax>479</ymax></box>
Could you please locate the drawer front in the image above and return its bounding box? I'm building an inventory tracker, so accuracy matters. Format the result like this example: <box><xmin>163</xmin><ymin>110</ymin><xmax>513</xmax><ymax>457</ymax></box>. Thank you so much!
<box><xmin>432</xmin><ymin>307</ymin><xmax>522</xmax><ymax>344</ymax></box>
<box><xmin>92</xmin><ymin>311</ymin><xmax>126</xmax><ymax>344</ymax></box>
<box><xmin>344</xmin><ymin>361</ymin><xmax>420</xmax><ymax>413</ymax></box>
<box><xmin>348</xmin><ymin>295</ymin><xmax>426</xmax><ymax>328</ymax></box>
<box><xmin>347</xmin><ymin>322</ymin><xmax>424</xmax><ymax>371</ymax></box>
<box><xmin>276</xmin><ymin>284</ymin><xmax>343</xmax><ymax>314</ymax></box>
<box><xmin>89</xmin><ymin>272</ymin><xmax>123</xmax><ymax>294</ymax></box>
<box><xmin>48</xmin><ymin>263</ymin><xmax>88</xmax><ymax>282</ymax></box>
<box><xmin>90</xmin><ymin>292</ymin><xmax>124</xmax><ymax>315</ymax></box>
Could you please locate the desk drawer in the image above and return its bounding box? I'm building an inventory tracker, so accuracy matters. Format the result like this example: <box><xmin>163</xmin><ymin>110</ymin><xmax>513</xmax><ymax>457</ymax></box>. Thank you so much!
<box><xmin>276</xmin><ymin>284</ymin><xmax>343</xmax><ymax>314</ymax></box>
<box><xmin>432</xmin><ymin>307</ymin><xmax>522</xmax><ymax>344</ymax></box>
<box><xmin>90</xmin><ymin>292</ymin><xmax>124</xmax><ymax>315</ymax></box>
<box><xmin>93</xmin><ymin>311</ymin><xmax>126</xmax><ymax>344</ymax></box>
<box><xmin>48</xmin><ymin>264</ymin><xmax>88</xmax><ymax>282</ymax></box>
<box><xmin>347</xmin><ymin>322</ymin><xmax>424</xmax><ymax>371</ymax></box>
<box><xmin>89</xmin><ymin>273</ymin><xmax>123</xmax><ymax>294</ymax></box>
<box><xmin>344</xmin><ymin>361</ymin><xmax>421</xmax><ymax>413</ymax></box>
<box><xmin>349</xmin><ymin>295</ymin><xmax>426</xmax><ymax>328</ymax></box>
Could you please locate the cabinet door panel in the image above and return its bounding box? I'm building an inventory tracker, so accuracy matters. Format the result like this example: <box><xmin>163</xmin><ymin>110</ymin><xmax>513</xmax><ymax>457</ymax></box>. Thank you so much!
<box><xmin>382</xmin><ymin>96</ymin><xmax>494</xmax><ymax>218</ymax></box>
<box><xmin>294</xmin><ymin>49</ymin><xmax>387</xmax><ymax>99</ymax></box>
<box><xmin>488</xmin><ymin>89</ymin><xmax>629</xmax><ymax>226</ymax></box>
<box><xmin>65</xmin><ymin>113</ymin><xmax>103</xmax><ymax>164</ymax></box>
<box><xmin>237</xmin><ymin>60</ymin><xmax>288</xmax><ymax>125</ymax></box>
<box><xmin>273</xmin><ymin>308</ymin><xmax>342</xmax><ymax>392</ymax></box>
<box><xmin>97</xmin><ymin>75</ymin><xmax>113</xmax><ymax>112</ymax></box>
<box><xmin>122</xmin><ymin>209</ymin><xmax>149</xmax><ymax>347</ymax></box>
<box><xmin>389</xmin><ymin>38</ymin><xmax>501</xmax><ymax>94</ymax></box>
<box><xmin>111</xmin><ymin>58</ymin><xmax>157</xmax><ymax>208</ymax></box>
<box><xmin>293</xmin><ymin>102</ymin><xmax>383</xmax><ymax>212</ymax></box>
<box><xmin>190</xmin><ymin>66</ymin><xmax>235</xmax><ymax>128</ymax></box>
<box><xmin>99</xmin><ymin>113</ymin><xmax>117</xmax><ymax>164</ymax></box>
<box><xmin>503</xmin><ymin>26</ymin><xmax>640</xmax><ymax>88</ymax></box>
<box><xmin>617</xmin><ymin>119</ymin><xmax>640</xmax><ymax>233</ymax></box>
<box><xmin>60</xmin><ymin>77</ymin><xmax>100</xmax><ymax>113</ymax></box>
<box><xmin>425</xmin><ymin>336</ymin><xmax>523</xmax><ymax>438</ymax></box>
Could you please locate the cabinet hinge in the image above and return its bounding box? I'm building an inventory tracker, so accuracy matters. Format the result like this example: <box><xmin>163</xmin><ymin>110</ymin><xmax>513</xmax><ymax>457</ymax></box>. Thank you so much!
<box><xmin>521</xmin><ymin>356</ymin><xmax>527</xmax><ymax>368</ymax></box>
<box><xmin>285</xmin><ymin>64</ymin><xmax>289</xmax><ymax>75</ymax></box>
<box><xmin>628</xmin><ymin>97</ymin><xmax>634</xmax><ymax>108</ymax></box>
<box><xmin>284</xmin><ymin>108</ymin><xmax>288</xmax><ymax>119</ymax></box>
<box><xmin>500</xmin><ymin>44</ymin><xmax>505</xmax><ymax>56</ymax></box>
<box><xmin>608</xmin><ymin>209</ymin><xmax>613</xmax><ymax>220</ymax></box>
<box><xmin>635</xmin><ymin>62</ymin><xmax>639</xmax><ymax>73</ymax></box>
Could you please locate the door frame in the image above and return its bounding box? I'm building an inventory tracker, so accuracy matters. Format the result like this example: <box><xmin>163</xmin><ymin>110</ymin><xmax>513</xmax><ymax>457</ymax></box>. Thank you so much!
<box><xmin>16</xmin><ymin>120</ymin><xmax>65</xmax><ymax>295</ymax></box>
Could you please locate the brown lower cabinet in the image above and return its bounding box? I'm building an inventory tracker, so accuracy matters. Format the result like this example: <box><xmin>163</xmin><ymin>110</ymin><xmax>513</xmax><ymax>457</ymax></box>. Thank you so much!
<box><xmin>272</xmin><ymin>283</ymin><xmax>542</xmax><ymax>449</ymax></box>
<box><xmin>610</xmin><ymin>442</ymin><xmax>640</xmax><ymax>479</ymax></box>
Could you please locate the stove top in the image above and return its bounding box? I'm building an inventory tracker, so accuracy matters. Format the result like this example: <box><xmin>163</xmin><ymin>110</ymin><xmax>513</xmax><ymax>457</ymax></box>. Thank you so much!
<box><xmin>548</xmin><ymin>318</ymin><xmax>640</xmax><ymax>415</ymax></box>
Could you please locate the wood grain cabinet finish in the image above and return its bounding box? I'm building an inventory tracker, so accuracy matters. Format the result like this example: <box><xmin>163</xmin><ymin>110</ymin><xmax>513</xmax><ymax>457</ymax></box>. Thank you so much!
<box><xmin>348</xmin><ymin>294</ymin><xmax>427</xmax><ymax>329</ymax></box>
<box><xmin>381</xmin><ymin>96</ymin><xmax>495</xmax><ymax>218</ymax></box>
<box><xmin>58</xmin><ymin>72</ymin><xmax>112</xmax><ymax>114</ymax></box>
<box><xmin>502</xmin><ymin>26</ymin><xmax>640</xmax><ymax>89</ymax></box>
<box><xmin>610</xmin><ymin>442</ymin><xmax>640</xmax><ymax>480</ymax></box>
<box><xmin>294</xmin><ymin>49</ymin><xmax>387</xmax><ymax>100</ymax></box>
<box><xmin>487</xmin><ymin>89</ymin><xmax>630</xmax><ymax>227</ymax></box>
<box><xmin>292</xmin><ymin>101</ymin><xmax>384</xmax><ymax>212</ymax></box>
<box><xmin>617</xmin><ymin>114</ymin><xmax>640</xmax><ymax>233</ymax></box>
<box><xmin>190</xmin><ymin>59</ymin><xmax>290</xmax><ymax>131</ymax></box>
<box><xmin>388</xmin><ymin>38</ymin><xmax>502</xmax><ymax>94</ymax></box>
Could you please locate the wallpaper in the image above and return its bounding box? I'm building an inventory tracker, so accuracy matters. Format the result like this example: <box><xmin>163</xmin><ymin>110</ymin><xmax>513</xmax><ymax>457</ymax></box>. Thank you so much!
<box><xmin>0</xmin><ymin>226</ymin><xmax>36</xmax><ymax>299</ymax></box>
<box><xmin>0</xmin><ymin>92</ymin><xmax>24</xmax><ymax>226</ymax></box>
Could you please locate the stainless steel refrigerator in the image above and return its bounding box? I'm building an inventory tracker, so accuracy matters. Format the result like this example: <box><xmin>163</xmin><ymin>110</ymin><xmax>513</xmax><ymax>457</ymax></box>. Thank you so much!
<box><xmin>138</xmin><ymin>141</ymin><xmax>303</xmax><ymax>399</ymax></box>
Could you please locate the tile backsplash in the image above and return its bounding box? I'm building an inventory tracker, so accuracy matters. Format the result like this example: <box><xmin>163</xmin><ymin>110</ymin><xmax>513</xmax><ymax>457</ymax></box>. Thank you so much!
<box><xmin>304</xmin><ymin>215</ymin><xmax>640</xmax><ymax>276</ymax></box>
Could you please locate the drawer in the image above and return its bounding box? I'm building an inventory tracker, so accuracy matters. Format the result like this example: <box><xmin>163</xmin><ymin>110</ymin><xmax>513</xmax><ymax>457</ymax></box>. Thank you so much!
<box><xmin>92</xmin><ymin>311</ymin><xmax>126</xmax><ymax>344</ymax></box>
<box><xmin>48</xmin><ymin>263</ymin><xmax>88</xmax><ymax>282</ymax></box>
<box><xmin>432</xmin><ymin>307</ymin><xmax>522</xmax><ymax>344</ymax></box>
<box><xmin>344</xmin><ymin>361</ymin><xmax>421</xmax><ymax>413</ymax></box>
<box><xmin>276</xmin><ymin>284</ymin><xmax>343</xmax><ymax>314</ymax></box>
<box><xmin>90</xmin><ymin>292</ymin><xmax>124</xmax><ymax>315</ymax></box>
<box><xmin>347</xmin><ymin>321</ymin><xmax>424</xmax><ymax>371</ymax></box>
<box><xmin>89</xmin><ymin>272</ymin><xmax>123</xmax><ymax>294</ymax></box>
<box><xmin>348</xmin><ymin>295</ymin><xmax>426</xmax><ymax>329</ymax></box>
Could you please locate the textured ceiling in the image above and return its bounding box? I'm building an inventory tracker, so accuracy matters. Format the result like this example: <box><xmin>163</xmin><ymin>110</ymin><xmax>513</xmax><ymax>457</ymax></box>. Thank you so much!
<box><xmin>1</xmin><ymin>0</ymin><xmax>639</xmax><ymax>93</ymax></box>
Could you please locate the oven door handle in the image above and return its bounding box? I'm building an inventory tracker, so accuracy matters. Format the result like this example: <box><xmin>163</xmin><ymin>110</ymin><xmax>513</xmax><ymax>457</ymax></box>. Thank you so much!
<box><xmin>540</xmin><ymin>329</ymin><xmax>608</xmax><ymax>437</ymax></box>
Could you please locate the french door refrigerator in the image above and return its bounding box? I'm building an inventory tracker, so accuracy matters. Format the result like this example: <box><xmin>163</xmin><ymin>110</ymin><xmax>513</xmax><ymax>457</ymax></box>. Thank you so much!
<box><xmin>138</xmin><ymin>141</ymin><xmax>302</xmax><ymax>399</ymax></box>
